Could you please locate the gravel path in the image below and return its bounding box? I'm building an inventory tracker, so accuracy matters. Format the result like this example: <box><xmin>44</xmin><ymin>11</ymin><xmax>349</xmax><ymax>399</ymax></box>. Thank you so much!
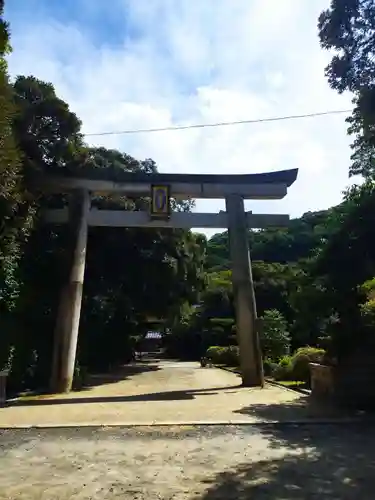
<box><xmin>0</xmin><ymin>424</ymin><xmax>374</xmax><ymax>499</ymax></box>
<box><xmin>0</xmin><ymin>362</ymin><xmax>343</xmax><ymax>427</ymax></box>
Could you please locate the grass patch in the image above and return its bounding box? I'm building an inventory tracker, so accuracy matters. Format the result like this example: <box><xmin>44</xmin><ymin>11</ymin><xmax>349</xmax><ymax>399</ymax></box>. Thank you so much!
<box><xmin>214</xmin><ymin>365</ymin><xmax>308</xmax><ymax>391</ymax></box>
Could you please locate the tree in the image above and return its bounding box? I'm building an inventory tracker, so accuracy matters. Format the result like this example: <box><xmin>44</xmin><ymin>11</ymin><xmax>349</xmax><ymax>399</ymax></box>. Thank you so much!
<box><xmin>260</xmin><ymin>309</ymin><xmax>291</xmax><ymax>360</ymax></box>
<box><xmin>252</xmin><ymin>261</ymin><xmax>301</xmax><ymax>322</ymax></box>
<box><xmin>311</xmin><ymin>182</ymin><xmax>375</xmax><ymax>360</ymax></box>
<box><xmin>318</xmin><ymin>0</ymin><xmax>375</xmax><ymax>178</ymax></box>
<box><xmin>0</xmin><ymin>0</ymin><xmax>32</xmax><ymax>371</ymax></box>
<box><xmin>319</xmin><ymin>0</ymin><xmax>375</xmax><ymax>93</ymax></box>
<box><xmin>202</xmin><ymin>206</ymin><xmax>345</xmax><ymax>352</ymax></box>
<box><xmin>12</xmin><ymin>76</ymin><xmax>84</xmax><ymax>178</ymax></box>
<box><xmin>358</xmin><ymin>277</ymin><xmax>375</xmax><ymax>330</ymax></box>
<box><xmin>0</xmin><ymin>0</ymin><xmax>21</xmax><ymax>254</ymax></box>
<box><xmin>289</xmin><ymin>265</ymin><xmax>333</xmax><ymax>350</ymax></box>
<box><xmin>206</xmin><ymin>208</ymin><xmax>339</xmax><ymax>271</ymax></box>
<box><xmin>3</xmin><ymin>75</ymin><xmax>85</xmax><ymax>385</ymax></box>
<box><xmin>0</xmin><ymin>0</ymin><xmax>22</xmax><ymax>263</ymax></box>
<box><xmin>318</xmin><ymin>4</ymin><xmax>375</xmax><ymax>406</ymax></box>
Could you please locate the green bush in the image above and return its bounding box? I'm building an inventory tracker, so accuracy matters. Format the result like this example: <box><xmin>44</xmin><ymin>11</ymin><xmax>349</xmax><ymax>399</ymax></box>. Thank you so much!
<box><xmin>272</xmin><ymin>348</ymin><xmax>326</xmax><ymax>383</ymax></box>
<box><xmin>206</xmin><ymin>345</ymin><xmax>239</xmax><ymax>366</ymax></box>
<box><xmin>360</xmin><ymin>298</ymin><xmax>375</xmax><ymax>329</ymax></box>
<box><xmin>206</xmin><ymin>346</ymin><xmax>223</xmax><ymax>362</ymax></box>
<box><xmin>273</xmin><ymin>355</ymin><xmax>293</xmax><ymax>381</ymax></box>
<box><xmin>290</xmin><ymin>347</ymin><xmax>325</xmax><ymax>383</ymax></box>
<box><xmin>279</xmin><ymin>355</ymin><xmax>293</xmax><ymax>367</ymax></box>
<box><xmin>207</xmin><ymin>344</ymin><xmax>326</xmax><ymax>384</ymax></box>
<box><xmin>263</xmin><ymin>357</ymin><xmax>278</xmax><ymax>376</ymax></box>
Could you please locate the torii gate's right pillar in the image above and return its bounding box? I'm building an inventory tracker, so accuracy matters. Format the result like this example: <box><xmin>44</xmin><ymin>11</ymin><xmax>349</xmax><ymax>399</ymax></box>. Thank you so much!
<box><xmin>226</xmin><ymin>194</ymin><xmax>264</xmax><ymax>387</ymax></box>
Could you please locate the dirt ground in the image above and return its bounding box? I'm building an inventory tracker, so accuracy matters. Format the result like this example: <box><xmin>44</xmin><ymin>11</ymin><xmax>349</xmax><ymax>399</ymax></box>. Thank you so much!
<box><xmin>1</xmin><ymin>424</ymin><xmax>375</xmax><ymax>499</ymax></box>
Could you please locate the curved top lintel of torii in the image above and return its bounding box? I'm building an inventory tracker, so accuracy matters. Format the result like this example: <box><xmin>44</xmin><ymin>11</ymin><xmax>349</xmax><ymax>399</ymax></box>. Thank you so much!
<box><xmin>37</xmin><ymin>168</ymin><xmax>298</xmax><ymax>200</ymax></box>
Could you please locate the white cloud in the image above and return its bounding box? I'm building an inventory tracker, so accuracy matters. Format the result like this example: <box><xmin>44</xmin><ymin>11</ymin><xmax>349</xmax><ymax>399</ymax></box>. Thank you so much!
<box><xmin>6</xmin><ymin>0</ymin><xmax>354</xmax><ymax>236</ymax></box>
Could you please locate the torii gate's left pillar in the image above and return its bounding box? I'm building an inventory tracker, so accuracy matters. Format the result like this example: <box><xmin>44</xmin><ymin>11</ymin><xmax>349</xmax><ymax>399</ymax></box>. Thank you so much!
<box><xmin>50</xmin><ymin>189</ymin><xmax>90</xmax><ymax>393</ymax></box>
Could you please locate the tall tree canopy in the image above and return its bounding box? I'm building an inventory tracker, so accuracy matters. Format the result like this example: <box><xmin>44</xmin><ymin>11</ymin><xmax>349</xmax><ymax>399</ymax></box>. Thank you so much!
<box><xmin>317</xmin><ymin>1</ymin><xmax>375</xmax><ymax>359</ymax></box>
<box><xmin>0</xmin><ymin>0</ymin><xmax>27</xmax><ymax>330</ymax></box>
<box><xmin>0</xmin><ymin>1</ymin><xmax>20</xmax><ymax>219</ymax></box>
<box><xmin>319</xmin><ymin>0</ymin><xmax>375</xmax><ymax>178</ymax></box>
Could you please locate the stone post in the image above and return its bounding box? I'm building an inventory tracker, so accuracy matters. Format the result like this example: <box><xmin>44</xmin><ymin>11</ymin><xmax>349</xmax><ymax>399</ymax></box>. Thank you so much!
<box><xmin>51</xmin><ymin>189</ymin><xmax>90</xmax><ymax>393</ymax></box>
<box><xmin>225</xmin><ymin>194</ymin><xmax>264</xmax><ymax>387</ymax></box>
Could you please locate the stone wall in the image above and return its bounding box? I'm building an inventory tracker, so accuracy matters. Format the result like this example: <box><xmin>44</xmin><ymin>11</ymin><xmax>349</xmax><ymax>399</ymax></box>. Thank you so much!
<box><xmin>309</xmin><ymin>363</ymin><xmax>334</xmax><ymax>399</ymax></box>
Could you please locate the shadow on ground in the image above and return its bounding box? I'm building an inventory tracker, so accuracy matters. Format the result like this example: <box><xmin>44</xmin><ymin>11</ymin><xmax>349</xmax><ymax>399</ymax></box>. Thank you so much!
<box><xmin>199</xmin><ymin>423</ymin><xmax>375</xmax><ymax>499</ymax></box>
<box><xmin>80</xmin><ymin>362</ymin><xmax>161</xmax><ymax>390</ymax></box>
<box><xmin>233</xmin><ymin>394</ymin><xmax>366</xmax><ymax>421</ymax></box>
<box><xmin>8</xmin><ymin>362</ymin><xmax>162</xmax><ymax>400</ymax></box>
<box><xmin>7</xmin><ymin>384</ymin><xmax>242</xmax><ymax>407</ymax></box>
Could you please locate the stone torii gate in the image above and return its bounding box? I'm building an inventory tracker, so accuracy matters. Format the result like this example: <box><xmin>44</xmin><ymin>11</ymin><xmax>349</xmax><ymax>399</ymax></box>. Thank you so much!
<box><xmin>43</xmin><ymin>168</ymin><xmax>298</xmax><ymax>393</ymax></box>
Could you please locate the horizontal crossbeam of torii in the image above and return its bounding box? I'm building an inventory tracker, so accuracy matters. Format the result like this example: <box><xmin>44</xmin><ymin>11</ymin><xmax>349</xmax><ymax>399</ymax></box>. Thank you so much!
<box><xmin>45</xmin><ymin>209</ymin><xmax>290</xmax><ymax>228</ymax></box>
<box><xmin>41</xmin><ymin>168</ymin><xmax>298</xmax><ymax>394</ymax></box>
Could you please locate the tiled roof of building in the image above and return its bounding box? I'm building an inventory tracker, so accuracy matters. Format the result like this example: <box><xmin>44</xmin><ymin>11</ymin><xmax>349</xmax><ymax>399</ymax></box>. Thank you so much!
<box><xmin>145</xmin><ymin>331</ymin><xmax>162</xmax><ymax>339</ymax></box>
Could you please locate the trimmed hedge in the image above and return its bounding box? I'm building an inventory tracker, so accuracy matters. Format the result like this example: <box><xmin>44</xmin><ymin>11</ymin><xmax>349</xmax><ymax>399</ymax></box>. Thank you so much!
<box><xmin>206</xmin><ymin>346</ymin><xmax>239</xmax><ymax>366</ymax></box>
<box><xmin>273</xmin><ymin>347</ymin><xmax>326</xmax><ymax>384</ymax></box>
<box><xmin>263</xmin><ymin>357</ymin><xmax>278</xmax><ymax>376</ymax></box>
<box><xmin>290</xmin><ymin>346</ymin><xmax>325</xmax><ymax>382</ymax></box>
<box><xmin>272</xmin><ymin>355</ymin><xmax>294</xmax><ymax>381</ymax></box>
<box><xmin>206</xmin><ymin>344</ymin><xmax>326</xmax><ymax>387</ymax></box>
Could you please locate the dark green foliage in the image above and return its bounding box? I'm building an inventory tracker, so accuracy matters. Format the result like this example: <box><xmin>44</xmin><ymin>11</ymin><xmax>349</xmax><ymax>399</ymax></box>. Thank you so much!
<box><xmin>272</xmin><ymin>355</ymin><xmax>294</xmax><ymax>381</ymax></box>
<box><xmin>206</xmin><ymin>209</ymin><xmax>337</xmax><ymax>269</ymax></box>
<box><xmin>313</xmin><ymin>0</ymin><xmax>375</xmax><ymax>385</ymax></box>
<box><xmin>359</xmin><ymin>278</ymin><xmax>375</xmax><ymax>329</ymax></box>
<box><xmin>0</xmin><ymin>72</ymin><xmax>88</xmax><ymax>387</ymax></box>
<box><xmin>312</xmin><ymin>183</ymin><xmax>375</xmax><ymax>360</ymax></box>
<box><xmin>319</xmin><ymin>0</ymin><xmax>375</xmax><ymax>179</ymax></box>
<box><xmin>0</xmin><ymin>1</ymin><xmax>31</xmax><ymax>371</ymax></box>
<box><xmin>199</xmin><ymin>182</ymin><xmax>375</xmax><ymax>370</ymax></box>
<box><xmin>197</xmin><ymin>204</ymin><xmax>349</xmax><ymax>359</ymax></box>
<box><xmin>259</xmin><ymin>309</ymin><xmax>291</xmax><ymax>360</ymax></box>
<box><xmin>262</xmin><ymin>358</ymin><xmax>278</xmax><ymax>377</ymax></box>
<box><xmin>318</xmin><ymin>0</ymin><xmax>375</xmax><ymax>93</ymax></box>
<box><xmin>206</xmin><ymin>346</ymin><xmax>239</xmax><ymax>366</ymax></box>
<box><xmin>289</xmin><ymin>347</ymin><xmax>326</xmax><ymax>383</ymax></box>
<box><xmin>272</xmin><ymin>348</ymin><xmax>326</xmax><ymax>385</ymax></box>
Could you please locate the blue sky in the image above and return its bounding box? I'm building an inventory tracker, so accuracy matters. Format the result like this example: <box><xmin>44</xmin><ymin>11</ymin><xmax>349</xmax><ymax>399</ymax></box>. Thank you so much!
<box><xmin>5</xmin><ymin>0</ymin><xmax>353</xmax><ymax>236</ymax></box>
<box><xmin>7</xmin><ymin>0</ymin><xmax>129</xmax><ymax>44</ymax></box>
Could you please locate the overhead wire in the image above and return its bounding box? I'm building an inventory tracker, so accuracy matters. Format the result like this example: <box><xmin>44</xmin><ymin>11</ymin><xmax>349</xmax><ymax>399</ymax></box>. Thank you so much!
<box><xmin>83</xmin><ymin>109</ymin><xmax>351</xmax><ymax>137</ymax></box>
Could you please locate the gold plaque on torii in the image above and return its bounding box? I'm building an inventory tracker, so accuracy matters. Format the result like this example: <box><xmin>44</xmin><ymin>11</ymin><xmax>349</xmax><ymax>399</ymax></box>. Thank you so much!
<box><xmin>150</xmin><ymin>185</ymin><xmax>171</xmax><ymax>219</ymax></box>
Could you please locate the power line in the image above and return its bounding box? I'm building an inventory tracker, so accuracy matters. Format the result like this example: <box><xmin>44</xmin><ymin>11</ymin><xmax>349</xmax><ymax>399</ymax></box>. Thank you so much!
<box><xmin>84</xmin><ymin>109</ymin><xmax>351</xmax><ymax>137</ymax></box>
